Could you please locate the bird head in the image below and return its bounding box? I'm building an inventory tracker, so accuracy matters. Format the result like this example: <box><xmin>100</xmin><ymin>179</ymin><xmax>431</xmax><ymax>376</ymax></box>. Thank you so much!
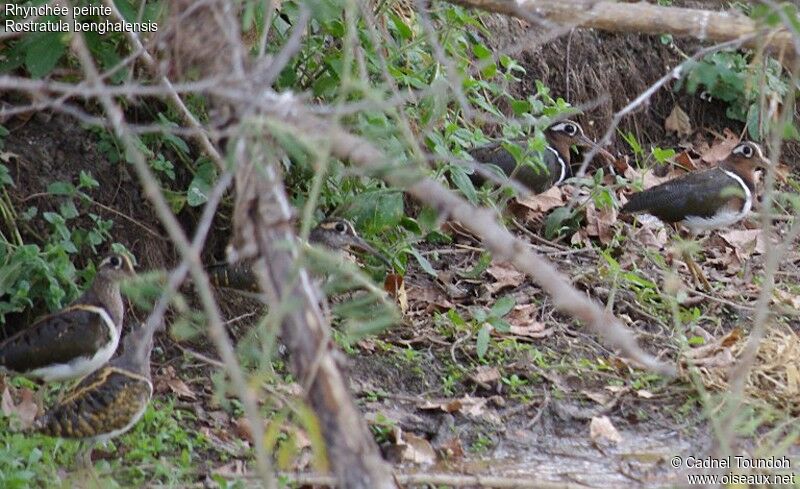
<box><xmin>98</xmin><ymin>253</ymin><xmax>136</xmax><ymax>281</ymax></box>
<box><xmin>310</xmin><ymin>218</ymin><xmax>391</xmax><ymax>267</ymax></box>
<box><xmin>727</xmin><ymin>141</ymin><xmax>771</xmax><ymax>171</ymax></box>
<box><xmin>545</xmin><ymin>120</ymin><xmax>594</xmax><ymax>151</ymax></box>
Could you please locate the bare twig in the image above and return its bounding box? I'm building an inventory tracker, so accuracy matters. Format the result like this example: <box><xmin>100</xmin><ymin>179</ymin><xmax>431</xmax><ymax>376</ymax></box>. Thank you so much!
<box><xmin>62</xmin><ymin>4</ymin><xmax>276</xmax><ymax>486</ymax></box>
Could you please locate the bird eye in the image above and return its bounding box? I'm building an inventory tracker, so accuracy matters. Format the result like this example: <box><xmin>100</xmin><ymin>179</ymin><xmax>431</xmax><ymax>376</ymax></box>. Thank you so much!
<box><xmin>335</xmin><ymin>222</ymin><xmax>347</xmax><ymax>233</ymax></box>
<box><xmin>743</xmin><ymin>145</ymin><xmax>753</xmax><ymax>157</ymax></box>
<box><xmin>565</xmin><ymin>123</ymin><xmax>577</xmax><ymax>136</ymax></box>
<box><xmin>110</xmin><ymin>256</ymin><xmax>121</xmax><ymax>268</ymax></box>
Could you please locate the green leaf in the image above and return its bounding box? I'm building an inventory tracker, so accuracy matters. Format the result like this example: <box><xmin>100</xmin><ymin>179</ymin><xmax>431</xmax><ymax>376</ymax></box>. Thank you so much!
<box><xmin>0</xmin><ymin>164</ymin><xmax>14</xmax><ymax>187</ymax></box>
<box><xmin>408</xmin><ymin>248</ymin><xmax>437</xmax><ymax>277</ymax></box>
<box><xmin>472</xmin><ymin>43</ymin><xmax>492</xmax><ymax>60</ymax></box>
<box><xmin>186</xmin><ymin>159</ymin><xmax>217</xmax><ymax>207</ymax></box>
<box><xmin>47</xmin><ymin>181</ymin><xmax>76</xmax><ymax>196</ymax></box>
<box><xmin>460</xmin><ymin>252</ymin><xmax>491</xmax><ymax>279</ymax></box>
<box><xmin>651</xmin><ymin>147</ymin><xmax>676</xmax><ymax>164</ymax></box>
<box><xmin>78</xmin><ymin>170</ymin><xmax>99</xmax><ymax>189</ymax></box>
<box><xmin>449</xmin><ymin>165</ymin><xmax>478</xmax><ymax>204</ymax></box>
<box><xmin>476</xmin><ymin>324</ymin><xmax>491</xmax><ymax>360</ymax></box>
<box><xmin>489</xmin><ymin>317</ymin><xmax>511</xmax><ymax>333</ymax></box>
<box><xmin>489</xmin><ymin>295</ymin><xmax>516</xmax><ymax>318</ymax></box>
<box><xmin>25</xmin><ymin>32</ymin><xmax>66</xmax><ymax>78</ymax></box>
<box><xmin>346</xmin><ymin>190</ymin><xmax>404</xmax><ymax>233</ymax></box>
<box><xmin>687</xmin><ymin>336</ymin><xmax>705</xmax><ymax>346</ymax></box>
<box><xmin>389</xmin><ymin>12</ymin><xmax>413</xmax><ymax>40</ymax></box>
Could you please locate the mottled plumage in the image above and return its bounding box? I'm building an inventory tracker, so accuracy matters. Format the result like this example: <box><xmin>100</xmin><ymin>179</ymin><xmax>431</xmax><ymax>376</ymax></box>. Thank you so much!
<box><xmin>468</xmin><ymin>120</ymin><xmax>596</xmax><ymax>194</ymax></box>
<box><xmin>0</xmin><ymin>254</ymin><xmax>135</xmax><ymax>382</ymax></box>
<box><xmin>33</xmin><ymin>324</ymin><xmax>153</xmax><ymax>443</ymax></box>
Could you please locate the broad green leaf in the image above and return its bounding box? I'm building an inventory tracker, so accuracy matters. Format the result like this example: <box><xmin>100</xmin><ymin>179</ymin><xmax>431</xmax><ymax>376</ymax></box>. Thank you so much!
<box><xmin>25</xmin><ymin>32</ymin><xmax>66</xmax><ymax>78</ymax></box>
<box><xmin>476</xmin><ymin>324</ymin><xmax>491</xmax><ymax>359</ymax></box>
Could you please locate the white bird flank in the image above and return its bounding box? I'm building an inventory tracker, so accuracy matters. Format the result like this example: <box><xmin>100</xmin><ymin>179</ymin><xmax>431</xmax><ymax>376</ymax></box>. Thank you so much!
<box><xmin>682</xmin><ymin>169</ymin><xmax>752</xmax><ymax>234</ymax></box>
<box><xmin>29</xmin><ymin>306</ymin><xmax>120</xmax><ymax>382</ymax></box>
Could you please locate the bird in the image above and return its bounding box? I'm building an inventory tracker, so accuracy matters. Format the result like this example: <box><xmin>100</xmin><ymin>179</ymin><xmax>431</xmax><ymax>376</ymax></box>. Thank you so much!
<box><xmin>207</xmin><ymin>217</ymin><xmax>390</xmax><ymax>292</ymax></box>
<box><xmin>32</xmin><ymin>323</ymin><xmax>154</xmax><ymax>466</ymax></box>
<box><xmin>620</xmin><ymin>141</ymin><xmax>770</xmax><ymax>288</ymax></box>
<box><xmin>468</xmin><ymin>120</ymin><xmax>603</xmax><ymax>194</ymax></box>
<box><xmin>0</xmin><ymin>253</ymin><xmax>135</xmax><ymax>382</ymax></box>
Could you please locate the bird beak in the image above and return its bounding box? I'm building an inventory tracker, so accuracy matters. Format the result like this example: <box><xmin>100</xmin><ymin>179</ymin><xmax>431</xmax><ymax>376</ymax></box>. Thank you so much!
<box><xmin>757</xmin><ymin>154</ymin><xmax>771</xmax><ymax>169</ymax></box>
<box><xmin>577</xmin><ymin>134</ymin><xmax>617</xmax><ymax>162</ymax></box>
<box><xmin>345</xmin><ymin>236</ymin><xmax>392</xmax><ymax>269</ymax></box>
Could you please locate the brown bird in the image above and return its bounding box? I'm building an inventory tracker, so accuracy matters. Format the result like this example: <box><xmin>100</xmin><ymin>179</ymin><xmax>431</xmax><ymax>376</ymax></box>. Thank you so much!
<box><xmin>620</xmin><ymin>141</ymin><xmax>770</xmax><ymax>287</ymax></box>
<box><xmin>32</xmin><ymin>324</ymin><xmax>154</xmax><ymax>464</ymax></box>
<box><xmin>0</xmin><ymin>254</ymin><xmax>135</xmax><ymax>382</ymax></box>
<box><xmin>468</xmin><ymin>120</ymin><xmax>601</xmax><ymax>194</ymax></box>
<box><xmin>207</xmin><ymin>217</ymin><xmax>390</xmax><ymax>292</ymax></box>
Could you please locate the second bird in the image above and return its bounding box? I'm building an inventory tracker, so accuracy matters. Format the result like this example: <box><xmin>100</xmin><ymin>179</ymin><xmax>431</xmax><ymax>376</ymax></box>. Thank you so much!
<box><xmin>0</xmin><ymin>254</ymin><xmax>135</xmax><ymax>382</ymax></box>
<box><xmin>207</xmin><ymin>217</ymin><xmax>389</xmax><ymax>292</ymax></box>
<box><xmin>468</xmin><ymin>120</ymin><xmax>597</xmax><ymax>194</ymax></box>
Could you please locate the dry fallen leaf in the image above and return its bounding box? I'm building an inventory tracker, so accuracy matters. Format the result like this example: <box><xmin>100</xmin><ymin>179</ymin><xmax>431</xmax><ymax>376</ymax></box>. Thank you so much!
<box><xmin>486</xmin><ymin>261</ymin><xmax>526</xmax><ymax>293</ymax></box>
<box><xmin>674</xmin><ymin>151</ymin><xmax>698</xmax><ymax>171</ymax></box>
<box><xmin>665</xmin><ymin>105</ymin><xmax>692</xmax><ymax>136</ymax></box>
<box><xmin>640</xmin><ymin>168</ymin><xmax>676</xmax><ymax>190</ymax></box>
<box><xmin>683</xmin><ymin>328</ymin><xmax>742</xmax><ymax>368</ymax></box>
<box><xmin>701</xmin><ymin>130</ymin><xmax>739</xmax><ymax>164</ymax></box>
<box><xmin>509</xmin><ymin>323</ymin><xmax>551</xmax><ymax>338</ymax></box>
<box><xmin>384</xmin><ymin>273</ymin><xmax>408</xmax><ymax>313</ymax></box>
<box><xmin>590</xmin><ymin>416</ymin><xmax>623</xmax><ymax>445</ymax></box>
<box><xmin>585</xmin><ymin>201</ymin><xmax>618</xmax><ymax>245</ymax></box>
<box><xmin>167</xmin><ymin>377</ymin><xmax>197</xmax><ymax>400</ymax></box>
<box><xmin>506</xmin><ymin>303</ymin><xmax>537</xmax><ymax>327</ymax></box>
<box><xmin>633</xmin><ymin>225</ymin><xmax>668</xmax><ymax>249</ymax></box>
<box><xmin>515</xmin><ymin>186</ymin><xmax>565</xmax><ymax>216</ymax></box>
<box><xmin>1</xmin><ymin>387</ymin><xmax>38</xmax><ymax>430</ymax></box>
<box><xmin>636</xmin><ymin>389</ymin><xmax>654</xmax><ymax>399</ymax></box>
<box><xmin>213</xmin><ymin>460</ymin><xmax>247</xmax><ymax>478</ymax></box>
<box><xmin>417</xmin><ymin>395</ymin><xmax>501</xmax><ymax>424</ymax></box>
<box><xmin>393</xmin><ymin>427</ymin><xmax>436</xmax><ymax>465</ymax></box>
<box><xmin>719</xmin><ymin>229</ymin><xmax>766</xmax><ymax>258</ymax></box>
<box><xmin>469</xmin><ymin>365</ymin><xmax>501</xmax><ymax>386</ymax></box>
<box><xmin>406</xmin><ymin>281</ymin><xmax>455</xmax><ymax>311</ymax></box>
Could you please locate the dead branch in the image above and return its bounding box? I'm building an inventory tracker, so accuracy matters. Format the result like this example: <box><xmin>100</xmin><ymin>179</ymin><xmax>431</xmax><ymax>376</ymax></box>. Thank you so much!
<box><xmin>446</xmin><ymin>0</ymin><xmax>795</xmax><ymax>59</ymax></box>
<box><xmin>228</xmin><ymin>140</ymin><xmax>397</xmax><ymax>489</ymax></box>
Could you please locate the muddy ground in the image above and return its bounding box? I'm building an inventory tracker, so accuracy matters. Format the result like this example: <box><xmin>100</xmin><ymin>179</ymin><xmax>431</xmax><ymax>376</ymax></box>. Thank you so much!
<box><xmin>3</xmin><ymin>2</ymin><xmax>800</xmax><ymax>487</ymax></box>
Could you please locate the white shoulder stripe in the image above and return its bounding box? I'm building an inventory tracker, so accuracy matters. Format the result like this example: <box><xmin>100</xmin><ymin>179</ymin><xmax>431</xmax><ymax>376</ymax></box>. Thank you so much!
<box><xmin>70</xmin><ymin>305</ymin><xmax>117</xmax><ymax>334</ymax></box>
<box><xmin>720</xmin><ymin>169</ymin><xmax>753</xmax><ymax>216</ymax></box>
<box><xmin>545</xmin><ymin>146</ymin><xmax>567</xmax><ymax>185</ymax></box>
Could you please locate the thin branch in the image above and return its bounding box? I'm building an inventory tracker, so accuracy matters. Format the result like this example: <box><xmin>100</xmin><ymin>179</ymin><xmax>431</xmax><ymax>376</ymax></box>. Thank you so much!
<box><xmin>62</xmin><ymin>4</ymin><xmax>277</xmax><ymax>486</ymax></box>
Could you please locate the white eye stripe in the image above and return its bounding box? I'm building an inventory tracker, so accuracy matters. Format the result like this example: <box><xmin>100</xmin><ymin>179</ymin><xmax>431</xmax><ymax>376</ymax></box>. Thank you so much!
<box><xmin>733</xmin><ymin>142</ymin><xmax>765</xmax><ymax>159</ymax></box>
<box><xmin>550</xmin><ymin>121</ymin><xmax>582</xmax><ymax>136</ymax></box>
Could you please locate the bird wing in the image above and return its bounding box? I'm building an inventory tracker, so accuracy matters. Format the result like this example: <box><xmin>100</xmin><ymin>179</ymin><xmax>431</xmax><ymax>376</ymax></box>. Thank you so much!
<box><xmin>621</xmin><ymin>168</ymin><xmax>745</xmax><ymax>223</ymax></box>
<box><xmin>34</xmin><ymin>367</ymin><xmax>152</xmax><ymax>439</ymax></box>
<box><xmin>468</xmin><ymin>142</ymin><xmax>560</xmax><ymax>193</ymax></box>
<box><xmin>0</xmin><ymin>305</ymin><xmax>115</xmax><ymax>373</ymax></box>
